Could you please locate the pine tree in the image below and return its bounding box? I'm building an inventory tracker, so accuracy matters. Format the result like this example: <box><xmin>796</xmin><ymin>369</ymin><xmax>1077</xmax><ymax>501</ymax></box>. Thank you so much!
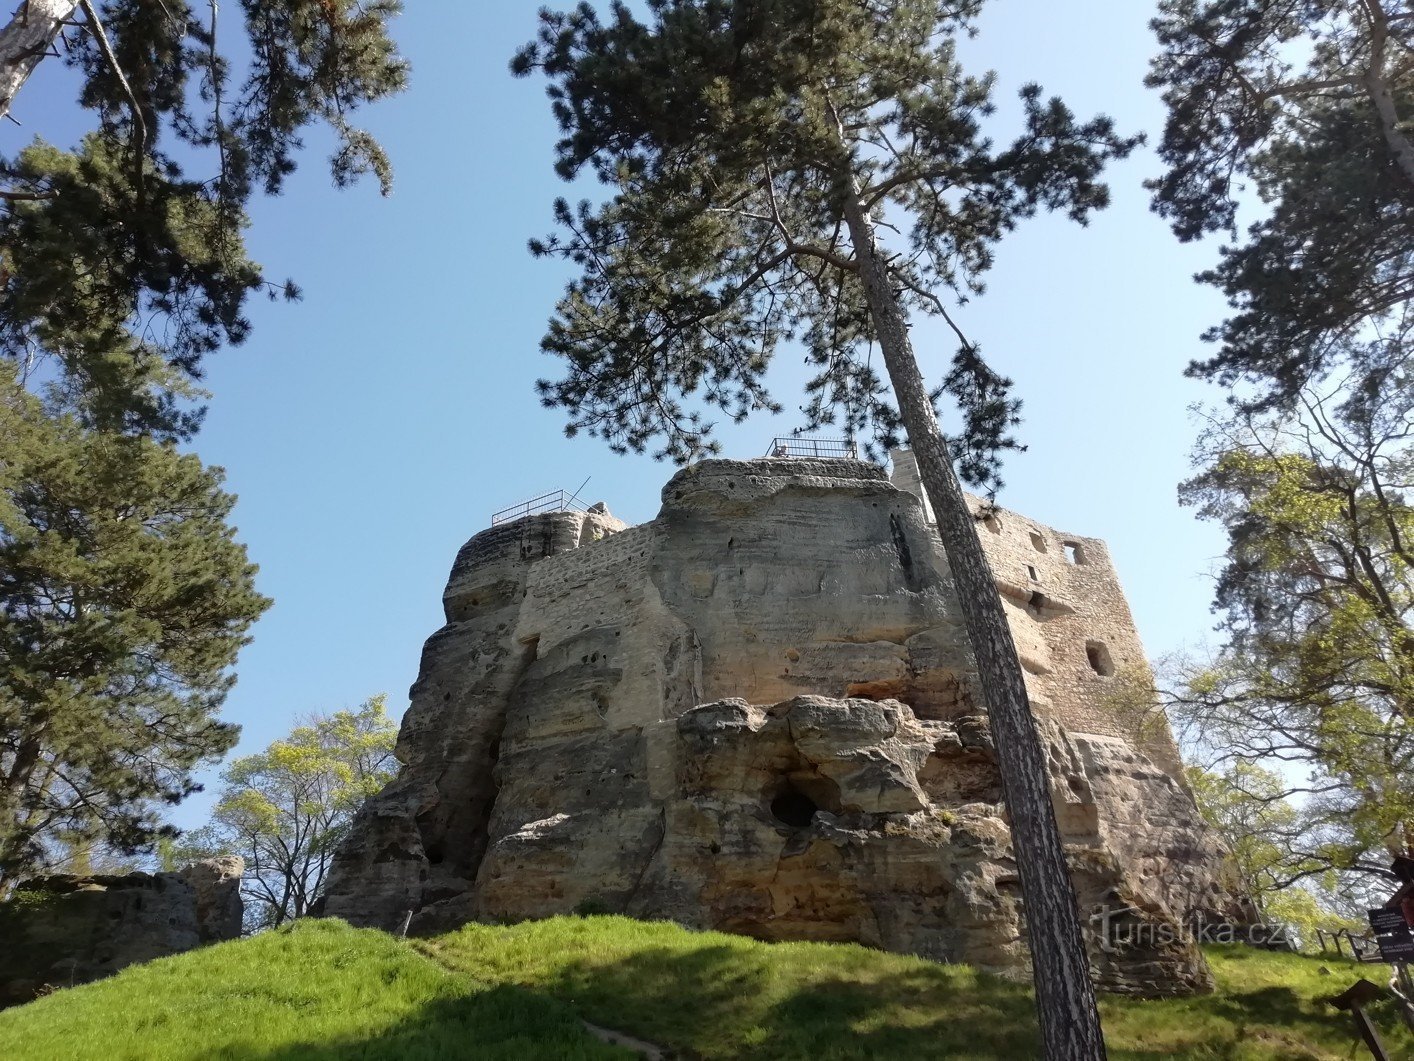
<box><xmin>0</xmin><ymin>0</ymin><xmax>408</xmax><ymax>437</ymax></box>
<box><xmin>0</xmin><ymin>0</ymin><xmax>78</xmax><ymax>119</ymax></box>
<box><xmin>0</xmin><ymin>358</ymin><xmax>270</xmax><ymax>889</ymax></box>
<box><xmin>1148</xmin><ymin>0</ymin><xmax>1414</xmax><ymax>405</ymax></box>
<box><xmin>513</xmin><ymin>3</ymin><xmax>1138</xmax><ymax>1055</ymax></box>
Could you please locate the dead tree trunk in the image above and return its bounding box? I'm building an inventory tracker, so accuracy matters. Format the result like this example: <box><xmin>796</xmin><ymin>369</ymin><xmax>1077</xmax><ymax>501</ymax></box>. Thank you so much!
<box><xmin>0</xmin><ymin>0</ymin><xmax>78</xmax><ymax>121</ymax></box>
<box><xmin>841</xmin><ymin>189</ymin><xmax>1108</xmax><ymax>1060</ymax></box>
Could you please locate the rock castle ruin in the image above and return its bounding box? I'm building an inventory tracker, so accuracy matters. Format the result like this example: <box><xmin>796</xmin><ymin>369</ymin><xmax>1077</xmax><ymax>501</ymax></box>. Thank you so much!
<box><xmin>322</xmin><ymin>450</ymin><xmax>1241</xmax><ymax>996</ymax></box>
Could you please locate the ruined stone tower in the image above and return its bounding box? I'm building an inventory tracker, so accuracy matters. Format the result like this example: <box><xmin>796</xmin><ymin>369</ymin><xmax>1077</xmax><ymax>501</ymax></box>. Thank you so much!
<box><xmin>322</xmin><ymin>453</ymin><xmax>1238</xmax><ymax>996</ymax></box>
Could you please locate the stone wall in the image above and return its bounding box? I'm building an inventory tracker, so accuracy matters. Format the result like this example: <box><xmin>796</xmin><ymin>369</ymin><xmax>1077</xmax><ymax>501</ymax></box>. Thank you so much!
<box><xmin>0</xmin><ymin>858</ymin><xmax>243</xmax><ymax>1008</ymax></box>
<box><xmin>889</xmin><ymin>449</ymin><xmax>1185</xmax><ymax>777</ymax></box>
<box><xmin>321</xmin><ymin>459</ymin><xmax>1239</xmax><ymax>996</ymax></box>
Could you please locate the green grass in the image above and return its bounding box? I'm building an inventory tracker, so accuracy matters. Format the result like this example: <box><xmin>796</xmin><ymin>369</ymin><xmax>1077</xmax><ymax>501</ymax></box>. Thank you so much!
<box><xmin>1101</xmin><ymin>944</ymin><xmax>1413</xmax><ymax>1059</ymax></box>
<box><xmin>0</xmin><ymin>918</ymin><xmax>620</xmax><ymax>1060</ymax></box>
<box><xmin>2</xmin><ymin>915</ymin><xmax>1410</xmax><ymax>1059</ymax></box>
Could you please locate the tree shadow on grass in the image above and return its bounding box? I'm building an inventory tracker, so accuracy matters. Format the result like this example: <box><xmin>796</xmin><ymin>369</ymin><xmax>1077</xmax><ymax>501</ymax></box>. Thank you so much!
<box><xmin>1204</xmin><ymin>984</ymin><xmax>1411</xmax><ymax>1059</ymax></box>
<box><xmin>532</xmin><ymin>942</ymin><xmax>1042</xmax><ymax>1059</ymax></box>
<box><xmin>249</xmin><ymin>982</ymin><xmax>631</xmax><ymax>1061</ymax></box>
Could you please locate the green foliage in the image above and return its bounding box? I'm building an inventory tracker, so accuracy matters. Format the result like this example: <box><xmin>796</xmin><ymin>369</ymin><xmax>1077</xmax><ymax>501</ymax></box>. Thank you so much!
<box><xmin>514</xmin><ymin>0</ymin><xmax>1137</xmax><ymax>485</ymax></box>
<box><xmin>1188</xmin><ymin>763</ymin><xmax>1312</xmax><ymax>898</ymax></box>
<box><xmin>1093</xmin><ymin>664</ymin><xmax>1171</xmax><ymax>747</ymax></box>
<box><xmin>199</xmin><ymin>695</ymin><xmax>397</xmax><ymax>928</ymax></box>
<box><xmin>1174</xmin><ymin>369</ymin><xmax>1414</xmax><ymax>896</ymax></box>
<box><xmin>1148</xmin><ymin>1</ymin><xmax>1414</xmax><ymax>406</ymax></box>
<box><xmin>1187</xmin><ymin>763</ymin><xmax>1359</xmax><ymax>946</ymax></box>
<box><xmin>0</xmin><ymin>359</ymin><xmax>270</xmax><ymax>889</ymax></box>
<box><xmin>1</xmin><ymin>916</ymin><xmax>1407</xmax><ymax>1059</ymax></box>
<box><xmin>0</xmin><ymin>0</ymin><xmax>408</xmax><ymax>438</ymax></box>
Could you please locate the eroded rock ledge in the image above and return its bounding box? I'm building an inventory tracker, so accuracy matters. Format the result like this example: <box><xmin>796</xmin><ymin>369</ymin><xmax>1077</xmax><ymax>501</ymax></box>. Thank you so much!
<box><xmin>322</xmin><ymin>458</ymin><xmax>1243</xmax><ymax>997</ymax></box>
<box><xmin>0</xmin><ymin>857</ymin><xmax>243</xmax><ymax>1008</ymax></box>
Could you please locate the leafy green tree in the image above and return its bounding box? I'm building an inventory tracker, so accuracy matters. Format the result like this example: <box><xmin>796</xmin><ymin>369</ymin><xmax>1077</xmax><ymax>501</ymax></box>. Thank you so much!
<box><xmin>513</xmin><ymin>2</ymin><xmax>1138</xmax><ymax>1052</ymax></box>
<box><xmin>1173</xmin><ymin>361</ymin><xmax>1414</xmax><ymax>893</ymax></box>
<box><xmin>1148</xmin><ymin>1</ymin><xmax>1414</xmax><ymax>406</ymax></box>
<box><xmin>1187</xmin><ymin>764</ymin><xmax>1365</xmax><ymax>949</ymax></box>
<box><xmin>198</xmin><ymin>696</ymin><xmax>397</xmax><ymax>929</ymax></box>
<box><xmin>0</xmin><ymin>0</ymin><xmax>408</xmax><ymax>437</ymax></box>
<box><xmin>1187</xmin><ymin>764</ymin><xmax>1314</xmax><ymax>906</ymax></box>
<box><xmin>0</xmin><ymin>358</ymin><xmax>270</xmax><ymax>891</ymax></box>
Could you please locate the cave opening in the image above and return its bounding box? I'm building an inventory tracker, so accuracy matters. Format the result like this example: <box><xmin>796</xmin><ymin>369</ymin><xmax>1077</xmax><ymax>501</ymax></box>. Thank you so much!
<box><xmin>771</xmin><ymin>784</ymin><xmax>820</xmax><ymax>828</ymax></box>
<box><xmin>765</xmin><ymin>774</ymin><xmax>841</xmax><ymax>829</ymax></box>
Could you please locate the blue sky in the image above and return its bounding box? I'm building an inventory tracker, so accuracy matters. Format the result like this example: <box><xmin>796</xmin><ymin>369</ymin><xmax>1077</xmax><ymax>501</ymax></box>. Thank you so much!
<box><xmin>12</xmin><ymin>3</ymin><xmax>1239</xmax><ymax>828</ymax></box>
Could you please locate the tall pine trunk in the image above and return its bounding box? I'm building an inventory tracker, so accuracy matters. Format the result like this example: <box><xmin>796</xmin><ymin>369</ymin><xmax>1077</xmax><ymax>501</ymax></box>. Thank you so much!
<box><xmin>841</xmin><ymin>189</ymin><xmax>1108</xmax><ymax>1060</ymax></box>
<box><xmin>0</xmin><ymin>0</ymin><xmax>77</xmax><ymax>121</ymax></box>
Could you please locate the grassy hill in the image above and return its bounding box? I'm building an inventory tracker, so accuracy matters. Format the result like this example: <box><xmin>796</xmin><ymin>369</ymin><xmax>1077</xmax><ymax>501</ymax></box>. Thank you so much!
<box><xmin>0</xmin><ymin>916</ymin><xmax>1409</xmax><ymax>1059</ymax></box>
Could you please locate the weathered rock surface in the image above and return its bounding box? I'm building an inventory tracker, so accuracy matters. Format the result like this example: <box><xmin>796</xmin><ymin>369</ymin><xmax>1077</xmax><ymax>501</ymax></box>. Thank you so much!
<box><xmin>0</xmin><ymin>858</ymin><xmax>244</xmax><ymax>1008</ymax></box>
<box><xmin>323</xmin><ymin>457</ymin><xmax>1241</xmax><ymax>996</ymax></box>
<box><xmin>180</xmin><ymin>855</ymin><xmax>245</xmax><ymax>943</ymax></box>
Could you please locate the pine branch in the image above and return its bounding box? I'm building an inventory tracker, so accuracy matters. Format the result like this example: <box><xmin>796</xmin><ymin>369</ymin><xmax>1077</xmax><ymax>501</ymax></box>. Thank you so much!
<box><xmin>77</xmin><ymin>0</ymin><xmax>146</xmax><ymax>200</ymax></box>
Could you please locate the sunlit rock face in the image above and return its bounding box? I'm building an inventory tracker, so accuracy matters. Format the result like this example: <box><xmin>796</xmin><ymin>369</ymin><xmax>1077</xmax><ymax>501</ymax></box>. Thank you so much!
<box><xmin>321</xmin><ymin>457</ymin><xmax>1240</xmax><ymax>997</ymax></box>
<box><xmin>0</xmin><ymin>858</ymin><xmax>243</xmax><ymax>1008</ymax></box>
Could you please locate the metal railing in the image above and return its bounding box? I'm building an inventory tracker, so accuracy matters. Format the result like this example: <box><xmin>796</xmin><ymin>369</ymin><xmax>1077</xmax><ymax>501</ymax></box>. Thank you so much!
<box><xmin>1316</xmin><ymin>928</ymin><xmax>1388</xmax><ymax>963</ymax></box>
<box><xmin>490</xmin><ymin>489</ymin><xmax>588</xmax><ymax>527</ymax></box>
<box><xmin>763</xmin><ymin>437</ymin><xmax>860</xmax><ymax>460</ymax></box>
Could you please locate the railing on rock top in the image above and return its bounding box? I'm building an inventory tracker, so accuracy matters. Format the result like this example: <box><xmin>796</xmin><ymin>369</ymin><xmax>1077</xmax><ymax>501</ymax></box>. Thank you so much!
<box><xmin>763</xmin><ymin>437</ymin><xmax>860</xmax><ymax>460</ymax></box>
<box><xmin>490</xmin><ymin>489</ymin><xmax>588</xmax><ymax>527</ymax></box>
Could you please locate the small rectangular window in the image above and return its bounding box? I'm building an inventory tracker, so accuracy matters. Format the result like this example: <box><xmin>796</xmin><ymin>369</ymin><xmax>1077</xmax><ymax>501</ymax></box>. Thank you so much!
<box><xmin>1063</xmin><ymin>541</ymin><xmax>1086</xmax><ymax>565</ymax></box>
<box><xmin>1086</xmin><ymin>640</ymin><xmax>1114</xmax><ymax>676</ymax></box>
<box><xmin>1029</xmin><ymin>531</ymin><xmax>1046</xmax><ymax>552</ymax></box>
<box><xmin>1026</xmin><ymin>565</ymin><xmax>1039</xmax><ymax>581</ymax></box>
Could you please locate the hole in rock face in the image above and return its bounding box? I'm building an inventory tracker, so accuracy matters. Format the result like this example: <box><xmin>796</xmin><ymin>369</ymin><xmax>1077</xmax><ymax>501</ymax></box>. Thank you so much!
<box><xmin>770</xmin><ymin>785</ymin><xmax>819</xmax><ymax>828</ymax></box>
<box><xmin>764</xmin><ymin>774</ymin><xmax>841</xmax><ymax>829</ymax></box>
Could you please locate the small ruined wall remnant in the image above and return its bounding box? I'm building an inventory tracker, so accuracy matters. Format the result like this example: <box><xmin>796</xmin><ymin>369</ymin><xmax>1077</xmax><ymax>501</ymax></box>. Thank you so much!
<box><xmin>0</xmin><ymin>858</ymin><xmax>244</xmax><ymax>1008</ymax></box>
<box><xmin>323</xmin><ymin>459</ymin><xmax>1241</xmax><ymax>997</ymax></box>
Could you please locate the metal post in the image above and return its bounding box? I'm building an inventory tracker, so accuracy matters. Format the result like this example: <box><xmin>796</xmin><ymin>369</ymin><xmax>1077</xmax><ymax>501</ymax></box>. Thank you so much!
<box><xmin>1351</xmin><ymin>1004</ymin><xmax>1391</xmax><ymax>1061</ymax></box>
<box><xmin>1396</xmin><ymin>963</ymin><xmax>1414</xmax><ymax>1032</ymax></box>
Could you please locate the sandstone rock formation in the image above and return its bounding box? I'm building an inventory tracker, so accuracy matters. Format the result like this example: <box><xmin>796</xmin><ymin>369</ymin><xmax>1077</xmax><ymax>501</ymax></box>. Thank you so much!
<box><xmin>180</xmin><ymin>855</ymin><xmax>245</xmax><ymax>943</ymax></box>
<box><xmin>0</xmin><ymin>858</ymin><xmax>244</xmax><ymax>1008</ymax></box>
<box><xmin>323</xmin><ymin>456</ymin><xmax>1241</xmax><ymax>996</ymax></box>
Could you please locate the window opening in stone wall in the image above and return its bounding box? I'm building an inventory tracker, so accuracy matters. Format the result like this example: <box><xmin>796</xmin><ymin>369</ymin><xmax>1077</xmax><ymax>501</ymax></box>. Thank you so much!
<box><xmin>1063</xmin><ymin>541</ymin><xmax>1087</xmax><ymax>565</ymax></box>
<box><xmin>983</xmin><ymin>513</ymin><xmax>1002</xmax><ymax>534</ymax></box>
<box><xmin>1028</xmin><ymin>590</ymin><xmax>1046</xmax><ymax>616</ymax></box>
<box><xmin>1029</xmin><ymin>531</ymin><xmax>1046</xmax><ymax>552</ymax></box>
<box><xmin>1086</xmin><ymin>640</ymin><xmax>1114</xmax><ymax>676</ymax></box>
<box><xmin>1026</xmin><ymin>565</ymin><xmax>1039</xmax><ymax>582</ymax></box>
